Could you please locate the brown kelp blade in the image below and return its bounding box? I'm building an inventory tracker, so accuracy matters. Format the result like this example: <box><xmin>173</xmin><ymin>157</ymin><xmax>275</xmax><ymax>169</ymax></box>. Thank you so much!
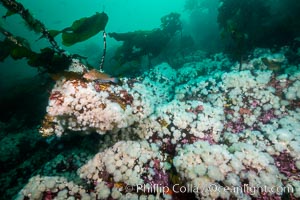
<box><xmin>0</xmin><ymin>26</ymin><xmax>34</xmax><ymax>61</ymax></box>
<box><xmin>61</xmin><ymin>12</ymin><xmax>108</xmax><ymax>46</ymax></box>
<box><xmin>48</xmin><ymin>30</ymin><xmax>62</xmax><ymax>38</ymax></box>
<box><xmin>2</xmin><ymin>10</ymin><xmax>15</xmax><ymax>18</ymax></box>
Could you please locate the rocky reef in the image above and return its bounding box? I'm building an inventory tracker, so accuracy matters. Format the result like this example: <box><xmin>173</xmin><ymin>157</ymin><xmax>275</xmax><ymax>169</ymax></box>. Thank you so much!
<box><xmin>15</xmin><ymin>47</ymin><xmax>300</xmax><ymax>200</ymax></box>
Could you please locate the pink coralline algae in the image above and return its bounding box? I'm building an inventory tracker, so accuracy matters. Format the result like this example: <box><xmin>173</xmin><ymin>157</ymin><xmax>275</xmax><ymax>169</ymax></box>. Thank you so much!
<box><xmin>143</xmin><ymin>159</ymin><xmax>170</xmax><ymax>189</ymax></box>
<box><xmin>259</xmin><ymin>109</ymin><xmax>277</xmax><ymax>124</ymax></box>
<box><xmin>273</xmin><ymin>151</ymin><xmax>300</xmax><ymax>178</ymax></box>
<box><xmin>186</xmin><ymin>105</ymin><xmax>204</xmax><ymax>115</ymax></box>
<box><xmin>49</xmin><ymin>91</ymin><xmax>64</xmax><ymax>105</ymax></box>
<box><xmin>119</xmin><ymin>90</ymin><xmax>134</xmax><ymax>105</ymax></box>
<box><xmin>202</xmin><ymin>130</ymin><xmax>217</xmax><ymax>144</ymax></box>
<box><xmin>251</xmin><ymin>100</ymin><xmax>259</xmax><ymax>108</ymax></box>
<box><xmin>225</xmin><ymin>118</ymin><xmax>246</xmax><ymax>133</ymax></box>
<box><xmin>43</xmin><ymin>191</ymin><xmax>53</xmax><ymax>200</ymax></box>
<box><xmin>254</xmin><ymin>193</ymin><xmax>283</xmax><ymax>200</ymax></box>
<box><xmin>268</xmin><ymin>75</ymin><xmax>290</xmax><ymax>96</ymax></box>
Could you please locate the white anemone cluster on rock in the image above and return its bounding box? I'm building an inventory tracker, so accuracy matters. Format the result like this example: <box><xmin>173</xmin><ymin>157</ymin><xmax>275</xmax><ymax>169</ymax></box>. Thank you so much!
<box><xmin>17</xmin><ymin>48</ymin><xmax>300</xmax><ymax>199</ymax></box>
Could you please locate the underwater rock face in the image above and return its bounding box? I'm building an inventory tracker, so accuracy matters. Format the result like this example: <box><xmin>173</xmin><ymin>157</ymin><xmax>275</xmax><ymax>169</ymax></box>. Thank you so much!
<box><xmin>79</xmin><ymin>141</ymin><xmax>167</xmax><ymax>190</ymax></box>
<box><xmin>40</xmin><ymin>75</ymin><xmax>158</xmax><ymax>137</ymax></box>
<box><xmin>18</xmin><ymin>49</ymin><xmax>300</xmax><ymax>199</ymax></box>
<box><xmin>40</xmin><ymin>62</ymin><xmax>175</xmax><ymax>137</ymax></box>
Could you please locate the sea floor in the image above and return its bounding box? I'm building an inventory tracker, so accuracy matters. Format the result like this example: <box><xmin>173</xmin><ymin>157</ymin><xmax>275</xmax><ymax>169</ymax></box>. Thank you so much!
<box><xmin>1</xmin><ymin>47</ymin><xmax>300</xmax><ymax>200</ymax></box>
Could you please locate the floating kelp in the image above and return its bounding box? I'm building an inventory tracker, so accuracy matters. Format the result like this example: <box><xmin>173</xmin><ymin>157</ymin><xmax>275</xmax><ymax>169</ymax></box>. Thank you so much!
<box><xmin>109</xmin><ymin>30</ymin><xmax>170</xmax><ymax>64</ymax></box>
<box><xmin>27</xmin><ymin>48</ymin><xmax>72</xmax><ymax>73</ymax></box>
<box><xmin>0</xmin><ymin>0</ymin><xmax>42</xmax><ymax>33</ymax></box>
<box><xmin>1</xmin><ymin>1</ymin><xmax>109</xmax><ymax>74</ymax></box>
<box><xmin>0</xmin><ymin>27</ymin><xmax>71</xmax><ymax>72</ymax></box>
<box><xmin>0</xmin><ymin>27</ymin><xmax>34</xmax><ymax>61</ymax></box>
<box><xmin>0</xmin><ymin>1</ymin><xmax>107</xmax><ymax>73</ymax></box>
<box><xmin>2</xmin><ymin>9</ymin><xmax>14</xmax><ymax>19</ymax></box>
<box><xmin>50</xmin><ymin>12</ymin><xmax>108</xmax><ymax>46</ymax></box>
<box><xmin>0</xmin><ymin>0</ymin><xmax>66</xmax><ymax>55</ymax></box>
<box><xmin>109</xmin><ymin>13</ymin><xmax>181</xmax><ymax>67</ymax></box>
